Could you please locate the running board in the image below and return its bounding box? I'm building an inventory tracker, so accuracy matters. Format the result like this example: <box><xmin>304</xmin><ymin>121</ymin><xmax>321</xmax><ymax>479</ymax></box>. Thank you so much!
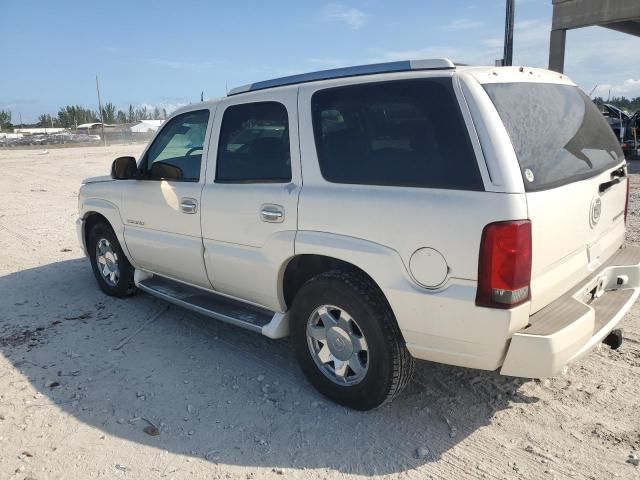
<box><xmin>136</xmin><ymin>274</ymin><xmax>289</xmax><ymax>337</ymax></box>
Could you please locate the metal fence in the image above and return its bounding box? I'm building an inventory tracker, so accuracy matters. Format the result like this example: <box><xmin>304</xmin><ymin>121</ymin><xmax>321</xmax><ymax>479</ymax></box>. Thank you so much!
<box><xmin>0</xmin><ymin>129</ymin><xmax>155</xmax><ymax>148</ymax></box>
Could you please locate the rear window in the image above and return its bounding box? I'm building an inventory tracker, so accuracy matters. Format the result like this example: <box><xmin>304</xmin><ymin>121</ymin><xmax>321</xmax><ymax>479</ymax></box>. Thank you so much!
<box><xmin>484</xmin><ymin>83</ymin><xmax>624</xmax><ymax>191</ymax></box>
<box><xmin>311</xmin><ymin>78</ymin><xmax>483</xmax><ymax>190</ymax></box>
<box><xmin>216</xmin><ymin>101</ymin><xmax>291</xmax><ymax>183</ymax></box>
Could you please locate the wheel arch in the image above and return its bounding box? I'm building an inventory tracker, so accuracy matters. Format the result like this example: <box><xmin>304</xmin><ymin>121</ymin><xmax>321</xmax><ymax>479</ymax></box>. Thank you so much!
<box><xmin>282</xmin><ymin>254</ymin><xmax>386</xmax><ymax>309</ymax></box>
<box><xmin>80</xmin><ymin>199</ymin><xmax>132</xmax><ymax>263</ymax></box>
<box><xmin>280</xmin><ymin>232</ymin><xmax>411</xmax><ymax>318</ymax></box>
<box><xmin>82</xmin><ymin>212</ymin><xmax>111</xmax><ymax>251</ymax></box>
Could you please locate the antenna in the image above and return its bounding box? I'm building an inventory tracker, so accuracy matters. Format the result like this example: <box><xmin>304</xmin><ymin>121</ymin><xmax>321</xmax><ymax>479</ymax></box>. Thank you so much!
<box><xmin>200</xmin><ymin>91</ymin><xmax>204</xmax><ymax>102</ymax></box>
<box><xmin>588</xmin><ymin>84</ymin><xmax>598</xmax><ymax>98</ymax></box>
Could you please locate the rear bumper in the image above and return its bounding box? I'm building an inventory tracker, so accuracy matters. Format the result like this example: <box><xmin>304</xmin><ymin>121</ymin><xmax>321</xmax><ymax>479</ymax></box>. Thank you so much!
<box><xmin>501</xmin><ymin>245</ymin><xmax>640</xmax><ymax>378</ymax></box>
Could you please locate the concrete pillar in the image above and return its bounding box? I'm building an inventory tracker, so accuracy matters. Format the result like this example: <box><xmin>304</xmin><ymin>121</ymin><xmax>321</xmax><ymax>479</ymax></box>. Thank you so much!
<box><xmin>548</xmin><ymin>28</ymin><xmax>567</xmax><ymax>73</ymax></box>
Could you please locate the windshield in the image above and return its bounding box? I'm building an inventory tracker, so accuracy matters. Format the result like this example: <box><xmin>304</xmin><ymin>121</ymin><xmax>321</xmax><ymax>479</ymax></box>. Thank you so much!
<box><xmin>484</xmin><ymin>83</ymin><xmax>624</xmax><ymax>191</ymax></box>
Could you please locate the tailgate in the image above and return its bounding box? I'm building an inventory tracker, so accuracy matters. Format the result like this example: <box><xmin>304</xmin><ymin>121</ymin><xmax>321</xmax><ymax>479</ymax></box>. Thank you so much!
<box><xmin>483</xmin><ymin>81</ymin><xmax>628</xmax><ymax>313</ymax></box>
<box><xmin>527</xmin><ymin>168</ymin><xmax>627</xmax><ymax>312</ymax></box>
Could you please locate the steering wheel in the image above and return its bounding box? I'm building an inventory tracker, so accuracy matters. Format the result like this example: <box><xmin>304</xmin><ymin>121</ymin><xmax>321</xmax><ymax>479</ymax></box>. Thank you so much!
<box><xmin>185</xmin><ymin>146</ymin><xmax>203</xmax><ymax>157</ymax></box>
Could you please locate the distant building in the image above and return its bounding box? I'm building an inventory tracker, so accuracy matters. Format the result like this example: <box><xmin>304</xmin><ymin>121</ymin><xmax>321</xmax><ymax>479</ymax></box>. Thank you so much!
<box><xmin>130</xmin><ymin>120</ymin><xmax>164</xmax><ymax>133</ymax></box>
<box><xmin>14</xmin><ymin>127</ymin><xmax>66</xmax><ymax>135</ymax></box>
<box><xmin>76</xmin><ymin>122</ymin><xmax>116</xmax><ymax>130</ymax></box>
<box><xmin>0</xmin><ymin>132</ymin><xmax>23</xmax><ymax>139</ymax></box>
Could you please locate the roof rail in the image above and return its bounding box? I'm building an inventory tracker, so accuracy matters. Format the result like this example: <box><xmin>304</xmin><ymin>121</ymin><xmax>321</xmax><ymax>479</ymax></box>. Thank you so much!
<box><xmin>227</xmin><ymin>58</ymin><xmax>456</xmax><ymax>96</ymax></box>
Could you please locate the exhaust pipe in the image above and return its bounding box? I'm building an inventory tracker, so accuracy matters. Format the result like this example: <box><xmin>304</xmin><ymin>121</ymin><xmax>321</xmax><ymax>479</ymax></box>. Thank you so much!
<box><xmin>603</xmin><ymin>329</ymin><xmax>623</xmax><ymax>350</ymax></box>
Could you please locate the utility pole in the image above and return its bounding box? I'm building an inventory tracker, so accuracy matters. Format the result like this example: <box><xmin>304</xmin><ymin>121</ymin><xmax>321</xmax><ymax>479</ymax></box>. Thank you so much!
<box><xmin>503</xmin><ymin>0</ymin><xmax>515</xmax><ymax>66</ymax></box>
<box><xmin>95</xmin><ymin>75</ymin><xmax>107</xmax><ymax>147</ymax></box>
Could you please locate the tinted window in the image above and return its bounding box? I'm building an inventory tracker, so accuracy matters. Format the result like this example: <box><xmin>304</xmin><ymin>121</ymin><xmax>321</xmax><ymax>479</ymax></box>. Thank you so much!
<box><xmin>484</xmin><ymin>83</ymin><xmax>623</xmax><ymax>191</ymax></box>
<box><xmin>216</xmin><ymin>102</ymin><xmax>291</xmax><ymax>183</ymax></box>
<box><xmin>311</xmin><ymin>78</ymin><xmax>483</xmax><ymax>190</ymax></box>
<box><xmin>144</xmin><ymin>110</ymin><xmax>209</xmax><ymax>181</ymax></box>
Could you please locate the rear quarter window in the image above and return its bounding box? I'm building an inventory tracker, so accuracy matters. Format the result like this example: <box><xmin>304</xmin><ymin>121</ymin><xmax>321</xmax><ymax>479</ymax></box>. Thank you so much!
<box><xmin>484</xmin><ymin>83</ymin><xmax>624</xmax><ymax>191</ymax></box>
<box><xmin>311</xmin><ymin>78</ymin><xmax>483</xmax><ymax>190</ymax></box>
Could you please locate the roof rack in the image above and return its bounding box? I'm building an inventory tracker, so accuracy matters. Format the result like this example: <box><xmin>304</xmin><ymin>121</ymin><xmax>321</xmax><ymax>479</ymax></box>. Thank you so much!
<box><xmin>227</xmin><ymin>58</ymin><xmax>456</xmax><ymax>96</ymax></box>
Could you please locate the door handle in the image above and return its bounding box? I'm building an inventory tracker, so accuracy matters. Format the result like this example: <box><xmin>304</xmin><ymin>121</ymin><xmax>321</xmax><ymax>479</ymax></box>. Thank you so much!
<box><xmin>180</xmin><ymin>198</ymin><xmax>198</xmax><ymax>214</ymax></box>
<box><xmin>260</xmin><ymin>204</ymin><xmax>284</xmax><ymax>223</ymax></box>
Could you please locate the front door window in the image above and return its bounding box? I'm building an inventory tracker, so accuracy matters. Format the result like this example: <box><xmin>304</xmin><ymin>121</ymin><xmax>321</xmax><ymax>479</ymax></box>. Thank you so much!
<box><xmin>143</xmin><ymin>110</ymin><xmax>210</xmax><ymax>182</ymax></box>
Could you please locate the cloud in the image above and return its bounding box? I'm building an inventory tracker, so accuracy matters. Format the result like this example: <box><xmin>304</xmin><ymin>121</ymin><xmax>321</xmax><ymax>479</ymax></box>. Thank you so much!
<box><xmin>476</xmin><ymin>20</ymin><xmax>640</xmax><ymax>98</ymax></box>
<box><xmin>442</xmin><ymin>18</ymin><xmax>484</xmax><ymax>31</ymax></box>
<box><xmin>137</xmin><ymin>102</ymin><xmax>186</xmax><ymax>113</ymax></box>
<box><xmin>323</xmin><ymin>4</ymin><xmax>368</xmax><ymax>30</ymax></box>
<box><xmin>596</xmin><ymin>79</ymin><xmax>640</xmax><ymax>99</ymax></box>
<box><xmin>369</xmin><ymin>21</ymin><xmax>550</xmax><ymax>66</ymax></box>
<box><xmin>367</xmin><ymin>17</ymin><xmax>640</xmax><ymax>100</ymax></box>
<box><xmin>479</xmin><ymin>19</ymin><xmax>550</xmax><ymax>66</ymax></box>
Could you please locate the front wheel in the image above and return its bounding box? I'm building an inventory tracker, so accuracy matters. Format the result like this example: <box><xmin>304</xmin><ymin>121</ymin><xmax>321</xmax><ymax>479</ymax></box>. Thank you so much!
<box><xmin>290</xmin><ymin>271</ymin><xmax>414</xmax><ymax>410</ymax></box>
<box><xmin>88</xmin><ymin>222</ymin><xmax>136</xmax><ymax>297</ymax></box>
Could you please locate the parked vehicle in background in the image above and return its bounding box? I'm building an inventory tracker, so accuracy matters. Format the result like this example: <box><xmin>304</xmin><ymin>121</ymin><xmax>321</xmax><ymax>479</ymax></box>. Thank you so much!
<box><xmin>598</xmin><ymin>103</ymin><xmax>631</xmax><ymax>140</ymax></box>
<box><xmin>592</xmin><ymin>103</ymin><xmax>640</xmax><ymax>159</ymax></box>
<box><xmin>622</xmin><ymin>111</ymin><xmax>640</xmax><ymax>159</ymax></box>
<box><xmin>77</xmin><ymin>59</ymin><xmax>640</xmax><ymax>410</ymax></box>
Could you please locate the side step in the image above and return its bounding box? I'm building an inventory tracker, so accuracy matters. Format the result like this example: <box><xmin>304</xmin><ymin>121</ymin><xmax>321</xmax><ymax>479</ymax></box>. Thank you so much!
<box><xmin>137</xmin><ymin>274</ymin><xmax>287</xmax><ymax>336</ymax></box>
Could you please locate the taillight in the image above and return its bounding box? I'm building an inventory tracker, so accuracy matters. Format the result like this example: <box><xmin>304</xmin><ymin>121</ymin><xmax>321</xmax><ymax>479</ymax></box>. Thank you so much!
<box><xmin>625</xmin><ymin>177</ymin><xmax>630</xmax><ymax>224</ymax></box>
<box><xmin>476</xmin><ymin>220</ymin><xmax>532</xmax><ymax>309</ymax></box>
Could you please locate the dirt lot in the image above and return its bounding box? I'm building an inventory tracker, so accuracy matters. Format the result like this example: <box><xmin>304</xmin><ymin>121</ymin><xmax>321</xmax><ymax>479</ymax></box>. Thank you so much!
<box><xmin>0</xmin><ymin>145</ymin><xmax>639</xmax><ymax>480</ymax></box>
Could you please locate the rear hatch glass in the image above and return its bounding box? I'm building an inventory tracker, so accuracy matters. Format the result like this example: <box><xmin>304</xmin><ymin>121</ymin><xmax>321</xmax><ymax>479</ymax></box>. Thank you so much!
<box><xmin>484</xmin><ymin>82</ymin><xmax>623</xmax><ymax>191</ymax></box>
<box><xmin>484</xmin><ymin>82</ymin><xmax>627</xmax><ymax>312</ymax></box>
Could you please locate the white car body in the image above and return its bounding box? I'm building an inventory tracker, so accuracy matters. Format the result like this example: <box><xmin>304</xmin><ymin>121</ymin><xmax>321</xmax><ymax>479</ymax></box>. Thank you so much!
<box><xmin>77</xmin><ymin>60</ymin><xmax>640</xmax><ymax>385</ymax></box>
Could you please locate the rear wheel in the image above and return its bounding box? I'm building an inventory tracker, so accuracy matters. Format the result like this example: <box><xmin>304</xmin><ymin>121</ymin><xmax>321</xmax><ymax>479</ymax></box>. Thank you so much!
<box><xmin>291</xmin><ymin>270</ymin><xmax>414</xmax><ymax>410</ymax></box>
<box><xmin>88</xmin><ymin>222</ymin><xmax>136</xmax><ymax>297</ymax></box>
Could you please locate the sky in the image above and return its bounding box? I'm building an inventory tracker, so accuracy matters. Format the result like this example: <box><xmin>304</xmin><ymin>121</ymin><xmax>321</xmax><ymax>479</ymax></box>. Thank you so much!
<box><xmin>1</xmin><ymin>0</ymin><xmax>639</xmax><ymax>123</ymax></box>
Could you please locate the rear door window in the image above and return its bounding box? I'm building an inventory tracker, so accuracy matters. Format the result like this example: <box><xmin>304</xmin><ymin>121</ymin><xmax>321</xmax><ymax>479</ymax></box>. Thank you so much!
<box><xmin>216</xmin><ymin>101</ymin><xmax>291</xmax><ymax>183</ymax></box>
<box><xmin>311</xmin><ymin>78</ymin><xmax>483</xmax><ymax>190</ymax></box>
<box><xmin>484</xmin><ymin>83</ymin><xmax>624</xmax><ymax>191</ymax></box>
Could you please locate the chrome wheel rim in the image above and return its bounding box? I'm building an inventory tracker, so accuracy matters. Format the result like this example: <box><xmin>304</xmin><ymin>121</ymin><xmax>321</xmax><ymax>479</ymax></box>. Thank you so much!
<box><xmin>306</xmin><ymin>305</ymin><xmax>369</xmax><ymax>385</ymax></box>
<box><xmin>96</xmin><ymin>238</ymin><xmax>120</xmax><ymax>286</ymax></box>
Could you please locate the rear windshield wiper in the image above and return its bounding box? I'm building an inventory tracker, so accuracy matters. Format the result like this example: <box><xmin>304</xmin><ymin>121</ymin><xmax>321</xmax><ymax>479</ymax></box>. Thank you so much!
<box><xmin>610</xmin><ymin>166</ymin><xmax>626</xmax><ymax>179</ymax></box>
<box><xmin>599</xmin><ymin>166</ymin><xmax>626</xmax><ymax>193</ymax></box>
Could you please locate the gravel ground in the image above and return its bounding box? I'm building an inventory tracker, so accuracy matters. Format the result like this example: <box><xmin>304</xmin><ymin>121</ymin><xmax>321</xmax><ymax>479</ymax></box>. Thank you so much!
<box><xmin>0</xmin><ymin>145</ymin><xmax>639</xmax><ymax>480</ymax></box>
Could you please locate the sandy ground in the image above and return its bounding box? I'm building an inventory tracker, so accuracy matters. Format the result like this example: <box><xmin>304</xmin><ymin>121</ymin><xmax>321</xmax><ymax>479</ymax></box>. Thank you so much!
<box><xmin>0</xmin><ymin>145</ymin><xmax>639</xmax><ymax>480</ymax></box>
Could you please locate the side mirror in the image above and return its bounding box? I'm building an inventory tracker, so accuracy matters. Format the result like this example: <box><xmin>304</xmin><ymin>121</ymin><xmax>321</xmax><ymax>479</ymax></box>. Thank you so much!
<box><xmin>111</xmin><ymin>156</ymin><xmax>138</xmax><ymax>180</ymax></box>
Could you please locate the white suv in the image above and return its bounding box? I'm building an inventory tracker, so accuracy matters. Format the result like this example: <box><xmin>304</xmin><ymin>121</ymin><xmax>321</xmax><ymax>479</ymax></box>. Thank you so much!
<box><xmin>77</xmin><ymin>59</ymin><xmax>640</xmax><ymax>410</ymax></box>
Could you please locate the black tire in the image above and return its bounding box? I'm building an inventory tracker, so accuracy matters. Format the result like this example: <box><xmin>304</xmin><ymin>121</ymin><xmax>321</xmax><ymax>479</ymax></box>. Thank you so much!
<box><xmin>88</xmin><ymin>222</ymin><xmax>136</xmax><ymax>297</ymax></box>
<box><xmin>291</xmin><ymin>270</ymin><xmax>414</xmax><ymax>410</ymax></box>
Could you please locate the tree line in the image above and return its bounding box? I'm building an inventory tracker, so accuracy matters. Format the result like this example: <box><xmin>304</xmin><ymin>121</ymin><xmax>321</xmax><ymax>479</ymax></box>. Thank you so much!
<box><xmin>0</xmin><ymin>103</ymin><xmax>168</xmax><ymax>130</ymax></box>
<box><xmin>3</xmin><ymin>94</ymin><xmax>640</xmax><ymax>131</ymax></box>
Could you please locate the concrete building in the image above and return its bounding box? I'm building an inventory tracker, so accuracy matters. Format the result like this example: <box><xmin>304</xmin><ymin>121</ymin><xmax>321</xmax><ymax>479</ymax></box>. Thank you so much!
<box><xmin>549</xmin><ymin>0</ymin><xmax>640</xmax><ymax>73</ymax></box>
